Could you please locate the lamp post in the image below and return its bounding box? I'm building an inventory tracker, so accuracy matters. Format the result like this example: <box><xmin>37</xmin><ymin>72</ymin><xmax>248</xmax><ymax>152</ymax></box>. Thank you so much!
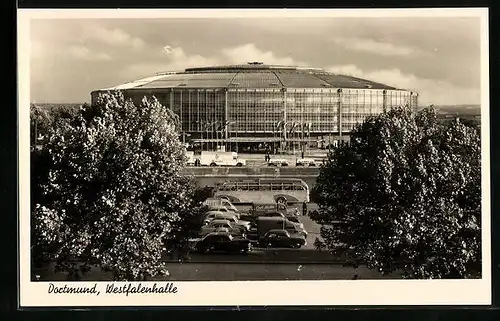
<box><xmin>202</xmin><ymin>121</ymin><xmax>207</xmax><ymax>151</ymax></box>
<box><xmin>206</xmin><ymin>121</ymin><xmax>213</xmax><ymax>151</ymax></box>
<box><xmin>196</xmin><ymin>120</ymin><xmax>203</xmax><ymax>151</ymax></box>
<box><xmin>300</xmin><ymin>122</ymin><xmax>305</xmax><ymax>157</ymax></box>
<box><xmin>273</xmin><ymin>121</ymin><xmax>277</xmax><ymax>155</ymax></box>
<box><xmin>282</xmin><ymin>121</ymin><xmax>288</xmax><ymax>154</ymax></box>
<box><xmin>226</xmin><ymin>121</ymin><xmax>236</xmax><ymax>152</ymax></box>
<box><xmin>289</xmin><ymin>122</ymin><xmax>298</xmax><ymax>155</ymax></box>
<box><xmin>213</xmin><ymin>121</ymin><xmax>218</xmax><ymax>151</ymax></box>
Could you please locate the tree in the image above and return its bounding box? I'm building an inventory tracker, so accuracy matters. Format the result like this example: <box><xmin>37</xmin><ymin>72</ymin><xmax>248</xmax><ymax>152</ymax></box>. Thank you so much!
<box><xmin>32</xmin><ymin>91</ymin><xmax>200</xmax><ymax>280</ymax></box>
<box><xmin>30</xmin><ymin>104</ymin><xmax>51</xmax><ymax>148</ymax></box>
<box><xmin>311</xmin><ymin>106</ymin><xmax>481</xmax><ymax>279</ymax></box>
<box><xmin>30</xmin><ymin>104</ymin><xmax>80</xmax><ymax>148</ymax></box>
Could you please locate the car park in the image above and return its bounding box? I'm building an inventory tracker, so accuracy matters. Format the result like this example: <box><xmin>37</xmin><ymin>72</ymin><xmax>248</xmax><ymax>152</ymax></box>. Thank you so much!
<box><xmin>195</xmin><ymin>232</ymin><xmax>256</xmax><ymax>254</ymax></box>
<box><xmin>259</xmin><ymin>229</ymin><xmax>307</xmax><ymax>248</ymax></box>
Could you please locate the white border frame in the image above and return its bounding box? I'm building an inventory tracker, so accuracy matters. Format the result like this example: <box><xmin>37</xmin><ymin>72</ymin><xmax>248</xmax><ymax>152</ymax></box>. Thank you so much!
<box><xmin>18</xmin><ymin>8</ymin><xmax>491</xmax><ymax>307</ymax></box>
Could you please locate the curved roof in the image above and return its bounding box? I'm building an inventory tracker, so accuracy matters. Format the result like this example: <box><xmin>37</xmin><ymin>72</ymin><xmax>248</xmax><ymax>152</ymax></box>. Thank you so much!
<box><xmin>101</xmin><ymin>63</ymin><xmax>403</xmax><ymax>91</ymax></box>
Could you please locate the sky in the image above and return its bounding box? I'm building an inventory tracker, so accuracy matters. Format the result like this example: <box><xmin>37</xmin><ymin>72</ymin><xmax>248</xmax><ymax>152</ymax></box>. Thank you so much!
<box><xmin>29</xmin><ymin>16</ymin><xmax>482</xmax><ymax>105</ymax></box>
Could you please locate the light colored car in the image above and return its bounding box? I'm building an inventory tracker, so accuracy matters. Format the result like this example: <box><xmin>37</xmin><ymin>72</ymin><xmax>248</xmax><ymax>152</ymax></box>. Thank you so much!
<box><xmin>203</xmin><ymin>198</ymin><xmax>239</xmax><ymax>212</ymax></box>
<box><xmin>199</xmin><ymin>219</ymin><xmax>245</xmax><ymax>236</ymax></box>
<box><xmin>203</xmin><ymin>210</ymin><xmax>238</xmax><ymax>223</ymax></box>
<box><xmin>286</xmin><ymin>216</ymin><xmax>304</xmax><ymax>230</ymax></box>
<box><xmin>268</xmin><ymin>158</ymin><xmax>289</xmax><ymax>167</ymax></box>
<box><xmin>207</xmin><ymin>205</ymin><xmax>240</xmax><ymax>218</ymax></box>
<box><xmin>296</xmin><ymin>158</ymin><xmax>317</xmax><ymax>166</ymax></box>
<box><xmin>203</xmin><ymin>211</ymin><xmax>251</xmax><ymax>230</ymax></box>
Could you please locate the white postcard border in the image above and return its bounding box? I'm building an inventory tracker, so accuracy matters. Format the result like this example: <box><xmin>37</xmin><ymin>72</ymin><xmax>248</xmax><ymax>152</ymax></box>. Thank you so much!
<box><xmin>18</xmin><ymin>8</ymin><xmax>491</xmax><ymax>307</ymax></box>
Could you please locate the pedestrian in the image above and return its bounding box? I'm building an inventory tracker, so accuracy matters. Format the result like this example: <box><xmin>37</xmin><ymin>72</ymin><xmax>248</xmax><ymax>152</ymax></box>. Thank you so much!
<box><xmin>302</xmin><ymin>202</ymin><xmax>308</xmax><ymax>216</ymax></box>
<box><xmin>301</xmin><ymin>150</ymin><xmax>304</xmax><ymax>159</ymax></box>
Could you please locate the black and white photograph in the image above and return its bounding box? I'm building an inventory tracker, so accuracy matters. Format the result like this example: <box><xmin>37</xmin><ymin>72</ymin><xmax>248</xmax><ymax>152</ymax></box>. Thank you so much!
<box><xmin>18</xmin><ymin>8</ymin><xmax>490</xmax><ymax>306</ymax></box>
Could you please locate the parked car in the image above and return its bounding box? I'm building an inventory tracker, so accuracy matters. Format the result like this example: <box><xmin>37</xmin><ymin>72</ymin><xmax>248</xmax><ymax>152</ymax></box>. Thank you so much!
<box><xmin>247</xmin><ymin>227</ymin><xmax>258</xmax><ymax>241</ymax></box>
<box><xmin>258</xmin><ymin>211</ymin><xmax>286</xmax><ymax>218</ymax></box>
<box><xmin>255</xmin><ymin>216</ymin><xmax>308</xmax><ymax>239</ymax></box>
<box><xmin>195</xmin><ymin>232</ymin><xmax>255</xmax><ymax>254</ymax></box>
<box><xmin>296</xmin><ymin>158</ymin><xmax>317</xmax><ymax>166</ymax></box>
<box><xmin>203</xmin><ymin>211</ymin><xmax>252</xmax><ymax>230</ymax></box>
<box><xmin>267</xmin><ymin>158</ymin><xmax>289</xmax><ymax>167</ymax></box>
<box><xmin>199</xmin><ymin>219</ymin><xmax>246</xmax><ymax>237</ymax></box>
<box><xmin>207</xmin><ymin>205</ymin><xmax>240</xmax><ymax>218</ymax></box>
<box><xmin>285</xmin><ymin>215</ymin><xmax>304</xmax><ymax>229</ymax></box>
<box><xmin>203</xmin><ymin>198</ymin><xmax>239</xmax><ymax>212</ymax></box>
<box><xmin>238</xmin><ymin>214</ymin><xmax>257</xmax><ymax>227</ymax></box>
<box><xmin>200</xmin><ymin>151</ymin><xmax>246</xmax><ymax>167</ymax></box>
<box><xmin>203</xmin><ymin>210</ymin><xmax>238</xmax><ymax>223</ymax></box>
<box><xmin>259</xmin><ymin>229</ymin><xmax>307</xmax><ymax>248</ymax></box>
<box><xmin>285</xmin><ymin>207</ymin><xmax>300</xmax><ymax>216</ymax></box>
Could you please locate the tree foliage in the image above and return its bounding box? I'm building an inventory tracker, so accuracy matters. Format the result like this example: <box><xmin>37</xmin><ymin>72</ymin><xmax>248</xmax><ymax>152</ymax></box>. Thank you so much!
<box><xmin>32</xmin><ymin>91</ymin><xmax>200</xmax><ymax>280</ymax></box>
<box><xmin>30</xmin><ymin>104</ymin><xmax>80</xmax><ymax>147</ymax></box>
<box><xmin>311</xmin><ymin>106</ymin><xmax>481</xmax><ymax>279</ymax></box>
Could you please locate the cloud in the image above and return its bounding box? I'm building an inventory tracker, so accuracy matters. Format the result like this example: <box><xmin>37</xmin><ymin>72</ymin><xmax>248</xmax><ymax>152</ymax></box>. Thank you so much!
<box><xmin>125</xmin><ymin>46</ymin><xmax>214</xmax><ymax>77</ymax></box>
<box><xmin>81</xmin><ymin>25</ymin><xmax>145</xmax><ymax>50</ymax></box>
<box><xmin>163</xmin><ymin>45</ymin><xmax>173</xmax><ymax>54</ymax></box>
<box><xmin>67</xmin><ymin>45</ymin><xmax>112</xmax><ymax>61</ymax></box>
<box><xmin>327</xmin><ymin>64</ymin><xmax>480</xmax><ymax>105</ymax></box>
<box><xmin>125</xmin><ymin>43</ymin><xmax>307</xmax><ymax>78</ymax></box>
<box><xmin>331</xmin><ymin>37</ymin><xmax>425</xmax><ymax>57</ymax></box>
<box><xmin>220</xmin><ymin>43</ymin><xmax>307</xmax><ymax>66</ymax></box>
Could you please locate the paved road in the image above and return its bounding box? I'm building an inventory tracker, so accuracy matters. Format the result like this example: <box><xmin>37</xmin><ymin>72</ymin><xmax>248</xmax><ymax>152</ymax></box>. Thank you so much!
<box><xmin>34</xmin><ymin>261</ymin><xmax>397</xmax><ymax>281</ymax></box>
<box><xmin>167</xmin><ymin>248</ymin><xmax>354</xmax><ymax>264</ymax></box>
<box><xmin>161</xmin><ymin>263</ymin><xmax>399</xmax><ymax>281</ymax></box>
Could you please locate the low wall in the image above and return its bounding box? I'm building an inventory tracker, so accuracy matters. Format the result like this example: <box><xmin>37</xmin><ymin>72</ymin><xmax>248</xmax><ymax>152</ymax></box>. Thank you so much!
<box><xmin>181</xmin><ymin>167</ymin><xmax>320</xmax><ymax>177</ymax></box>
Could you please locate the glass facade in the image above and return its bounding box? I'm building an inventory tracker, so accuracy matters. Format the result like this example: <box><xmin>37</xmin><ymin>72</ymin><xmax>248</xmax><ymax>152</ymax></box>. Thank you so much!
<box><xmin>286</xmin><ymin>89</ymin><xmax>339</xmax><ymax>134</ymax></box>
<box><xmin>119</xmin><ymin>87</ymin><xmax>417</xmax><ymax>139</ymax></box>
<box><xmin>227</xmin><ymin>89</ymin><xmax>283</xmax><ymax>133</ymax></box>
<box><xmin>97</xmin><ymin>82</ymin><xmax>418</xmax><ymax>152</ymax></box>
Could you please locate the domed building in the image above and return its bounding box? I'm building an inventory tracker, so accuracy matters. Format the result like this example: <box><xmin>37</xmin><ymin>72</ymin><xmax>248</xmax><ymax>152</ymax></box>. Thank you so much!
<box><xmin>91</xmin><ymin>62</ymin><xmax>418</xmax><ymax>152</ymax></box>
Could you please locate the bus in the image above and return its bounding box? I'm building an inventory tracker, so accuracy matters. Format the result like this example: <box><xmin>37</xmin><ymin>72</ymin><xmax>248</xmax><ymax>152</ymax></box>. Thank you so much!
<box><xmin>213</xmin><ymin>178</ymin><xmax>310</xmax><ymax>205</ymax></box>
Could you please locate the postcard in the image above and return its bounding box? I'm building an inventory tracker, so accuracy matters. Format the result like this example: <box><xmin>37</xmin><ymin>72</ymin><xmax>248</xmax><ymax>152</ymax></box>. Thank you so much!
<box><xmin>18</xmin><ymin>8</ymin><xmax>490</xmax><ymax>307</ymax></box>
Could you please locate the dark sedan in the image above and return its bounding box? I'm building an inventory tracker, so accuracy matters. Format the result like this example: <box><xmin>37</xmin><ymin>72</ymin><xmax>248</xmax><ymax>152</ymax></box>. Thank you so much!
<box><xmin>259</xmin><ymin>229</ymin><xmax>307</xmax><ymax>249</ymax></box>
<box><xmin>195</xmin><ymin>232</ymin><xmax>255</xmax><ymax>254</ymax></box>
